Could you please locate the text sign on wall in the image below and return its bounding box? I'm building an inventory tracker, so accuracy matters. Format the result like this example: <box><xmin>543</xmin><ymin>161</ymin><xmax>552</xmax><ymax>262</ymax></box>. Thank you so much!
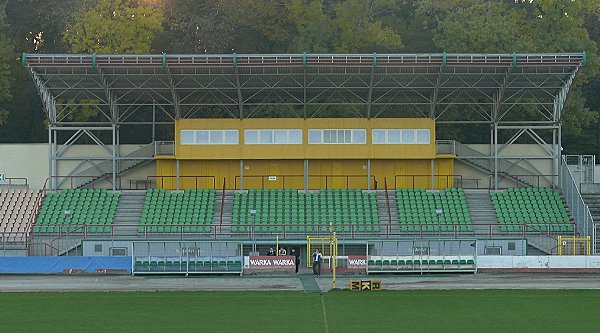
<box><xmin>347</xmin><ymin>256</ymin><xmax>367</xmax><ymax>269</ymax></box>
<box><xmin>246</xmin><ymin>256</ymin><xmax>295</xmax><ymax>270</ymax></box>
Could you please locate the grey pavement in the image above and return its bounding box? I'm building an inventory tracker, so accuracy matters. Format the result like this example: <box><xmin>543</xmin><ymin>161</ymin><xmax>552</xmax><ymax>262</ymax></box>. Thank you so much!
<box><xmin>0</xmin><ymin>273</ymin><xmax>599</xmax><ymax>292</ymax></box>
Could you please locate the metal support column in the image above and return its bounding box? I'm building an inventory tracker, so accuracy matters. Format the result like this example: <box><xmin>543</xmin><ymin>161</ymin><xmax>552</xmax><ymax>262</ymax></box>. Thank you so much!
<box><xmin>493</xmin><ymin>123</ymin><xmax>498</xmax><ymax>190</ymax></box>
<box><xmin>176</xmin><ymin>159</ymin><xmax>180</xmax><ymax>190</ymax></box>
<box><xmin>304</xmin><ymin>159</ymin><xmax>308</xmax><ymax>192</ymax></box>
<box><xmin>152</xmin><ymin>102</ymin><xmax>156</xmax><ymax>142</ymax></box>
<box><xmin>52</xmin><ymin>130</ymin><xmax>58</xmax><ymax>190</ymax></box>
<box><xmin>48</xmin><ymin>127</ymin><xmax>53</xmax><ymax>190</ymax></box>
<box><xmin>112</xmin><ymin>126</ymin><xmax>117</xmax><ymax>191</ymax></box>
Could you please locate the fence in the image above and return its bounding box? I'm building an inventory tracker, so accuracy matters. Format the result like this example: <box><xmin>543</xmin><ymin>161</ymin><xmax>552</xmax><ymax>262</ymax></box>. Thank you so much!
<box><xmin>131</xmin><ymin>240</ymin><xmax>243</xmax><ymax>275</ymax></box>
<box><xmin>394</xmin><ymin>174</ymin><xmax>462</xmax><ymax>189</ymax></box>
<box><xmin>146</xmin><ymin>175</ymin><xmax>217</xmax><ymax>190</ymax></box>
<box><xmin>0</xmin><ymin>178</ymin><xmax>29</xmax><ymax>189</ymax></box>
<box><xmin>234</xmin><ymin>175</ymin><xmax>376</xmax><ymax>190</ymax></box>
<box><xmin>365</xmin><ymin>239</ymin><xmax>476</xmax><ymax>273</ymax></box>
<box><xmin>560</xmin><ymin>156</ymin><xmax>593</xmax><ymax>237</ymax></box>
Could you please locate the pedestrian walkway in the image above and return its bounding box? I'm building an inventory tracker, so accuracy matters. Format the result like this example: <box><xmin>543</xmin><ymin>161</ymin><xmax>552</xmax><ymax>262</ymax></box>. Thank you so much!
<box><xmin>299</xmin><ymin>275</ymin><xmax>321</xmax><ymax>293</ymax></box>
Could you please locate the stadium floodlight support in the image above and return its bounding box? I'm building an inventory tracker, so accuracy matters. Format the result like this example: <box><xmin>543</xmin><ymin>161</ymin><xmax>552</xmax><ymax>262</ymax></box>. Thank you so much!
<box><xmin>24</xmin><ymin>53</ymin><xmax>584</xmax><ymax>190</ymax></box>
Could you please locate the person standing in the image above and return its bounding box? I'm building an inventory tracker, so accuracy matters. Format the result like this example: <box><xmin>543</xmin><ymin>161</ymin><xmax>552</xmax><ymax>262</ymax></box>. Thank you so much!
<box><xmin>291</xmin><ymin>248</ymin><xmax>300</xmax><ymax>273</ymax></box>
<box><xmin>278</xmin><ymin>247</ymin><xmax>287</xmax><ymax>256</ymax></box>
<box><xmin>267</xmin><ymin>247</ymin><xmax>276</xmax><ymax>256</ymax></box>
<box><xmin>312</xmin><ymin>249</ymin><xmax>322</xmax><ymax>276</ymax></box>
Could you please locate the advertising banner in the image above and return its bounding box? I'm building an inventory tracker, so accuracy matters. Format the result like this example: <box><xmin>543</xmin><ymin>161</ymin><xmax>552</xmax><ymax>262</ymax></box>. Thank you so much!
<box><xmin>346</xmin><ymin>256</ymin><xmax>367</xmax><ymax>269</ymax></box>
<box><xmin>245</xmin><ymin>256</ymin><xmax>296</xmax><ymax>270</ymax></box>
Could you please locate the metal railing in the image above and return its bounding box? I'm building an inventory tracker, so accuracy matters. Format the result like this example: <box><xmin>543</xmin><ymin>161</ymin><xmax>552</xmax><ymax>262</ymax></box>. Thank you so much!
<box><xmin>444</xmin><ymin>140</ymin><xmax>539</xmax><ymax>187</ymax></box>
<box><xmin>155</xmin><ymin>141</ymin><xmax>175</xmax><ymax>156</ymax></box>
<box><xmin>65</xmin><ymin>142</ymin><xmax>155</xmax><ymax>189</ymax></box>
<box><xmin>27</xmin><ymin>222</ymin><xmax>577</xmax><ymax>243</ymax></box>
<box><xmin>394</xmin><ymin>174</ymin><xmax>462</xmax><ymax>189</ymax></box>
<box><xmin>488</xmin><ymin>174</ymin><xmax>557</xmax><ymax>189</ymax></box>
<box><xmin>0</xmin><ymin>178</ymin><xmax>29</xmax><ymax>188</ymax></box>
<box><xmin>560</xmin><ymin>156</ymin><xmax>593</xmax><ymax>237</ymax></box>
<box><xmin>26</xmin><ymin>53</ymin><xmax>585</xmax><ymax>68</ymax></box>
<box><xmin>234</xmin><ymin>175</ymin><xmax>376</xmax><ymax>190</ymax></box>
<box><xmin>146</xmin><ymin>176</ymin><xmax>217</xmax><ymax>190</ymax></box>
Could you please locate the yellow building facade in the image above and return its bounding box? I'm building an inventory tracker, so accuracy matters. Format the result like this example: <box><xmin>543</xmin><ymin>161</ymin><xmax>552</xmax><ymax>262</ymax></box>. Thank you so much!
<box><xmin>155</xmin><ymin>118</ymin><xmax>455</xmax><ymax>190</ymax></box>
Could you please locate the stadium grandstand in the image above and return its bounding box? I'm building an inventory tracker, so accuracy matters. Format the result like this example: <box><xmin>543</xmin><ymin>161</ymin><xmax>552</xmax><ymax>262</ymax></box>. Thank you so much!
<box><xmin>0</xmin><ymin>52</ymin><xmax>595</xmax><ymax>274</ymax></box>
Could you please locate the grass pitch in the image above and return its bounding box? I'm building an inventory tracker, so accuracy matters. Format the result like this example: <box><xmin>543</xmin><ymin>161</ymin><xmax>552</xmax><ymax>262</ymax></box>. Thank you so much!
<box><xmin>2</xmin><ymin>290</ymin><xmax>598</xmax><ymax>332</ymax></box>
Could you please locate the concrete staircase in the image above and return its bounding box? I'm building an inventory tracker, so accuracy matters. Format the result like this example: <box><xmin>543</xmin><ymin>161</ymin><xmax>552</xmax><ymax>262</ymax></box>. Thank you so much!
<box><xmin>112</xmin><ymin>190</ymin><xmax>146</xmax><ymax>238</ymax></box>
<box><xmin>464</xmin><ymin>190</ymin><xmax>499</xmax><ymax>229</ymax></box>
<box><xmin>581</xmin><ymin>194</ymin><xmax>600</xmax><ymax>225</ymax></box>
<box><xmin>376</xmin><ymin>190</ymin><xmax>398</xmax><ymax>225</ymax></box>
<box><xmin>212</xmin><ymin>190</ymin><xmax>235</xmax><ymax>236</ymax></box>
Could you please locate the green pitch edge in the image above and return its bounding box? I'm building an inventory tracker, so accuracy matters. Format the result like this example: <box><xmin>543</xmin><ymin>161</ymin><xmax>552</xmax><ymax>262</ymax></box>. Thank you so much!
<box><xmin>299</xmin><ymin>276</ymin><xmax>321</xmax><ymax>293</ymax></box>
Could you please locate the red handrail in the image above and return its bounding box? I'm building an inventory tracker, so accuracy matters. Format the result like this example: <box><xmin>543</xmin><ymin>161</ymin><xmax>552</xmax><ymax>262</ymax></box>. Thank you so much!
<box><xmin>384</xmin><ymin>177</ymin><xmax>392</xmax><ymax>225</ymax></box>
<box><xmin>219</xmin><ymin>178</ymin><xmax>226</xmax><ymax>226</ymax></box>
<box><xmin>394</xmin><ymin>174</ymin><xmax>463</xmax><ymax>189</ymax></box>
<box><xmin>146</xmin><ymin>175</ymin><xmax>216</xmax><ymax>190</ymax></box>
<box><xmin>234</xmin><ymin>175</ymin><xmax>376</xmax><ymax>190</ymax></box>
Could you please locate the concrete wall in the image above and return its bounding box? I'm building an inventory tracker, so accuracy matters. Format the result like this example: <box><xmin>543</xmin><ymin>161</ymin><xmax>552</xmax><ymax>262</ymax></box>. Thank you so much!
<box><xmin>477</xmin><ymin>255</ymin><xmax>600</xmax><ymax>271</ymax></box>
<box><xmin>0</xmin><ymin>144</ymin><xmax>155</xmax><ymax>189</ymax></box>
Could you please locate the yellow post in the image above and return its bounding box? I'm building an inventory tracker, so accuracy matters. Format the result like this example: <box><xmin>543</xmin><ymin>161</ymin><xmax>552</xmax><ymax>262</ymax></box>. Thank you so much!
<box><xmin>276</xmin><ymin>235</ymin><xmax>279</xmax><ymax>256</ymax></box>
<box><xmin>587</xmin><ymin>236</ymin><xmax>591</xmax><ymax>256</ymax></box>
<box><xmin>332</xmin><ymin>232</ymin><xmax>337</xmax><ymax>289</ymax></box>
<box><xmin>573</xmin><ymin>237</ymin><xmax>576</xmax><ymax>255</ymax></box>
<box><xmin>306</xmin><ymin>235</ymin><xmax>311</xmax><ymax>268</ymax></box>
<box><xmin>558</xmin><ymin>236</ymin><xmax>562</xmax><ymax>256</ymax></box>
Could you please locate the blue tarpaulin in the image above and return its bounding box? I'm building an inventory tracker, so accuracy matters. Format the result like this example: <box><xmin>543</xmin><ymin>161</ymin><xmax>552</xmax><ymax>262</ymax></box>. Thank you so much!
<box><xmin>0</xmin><ymin>257</ymin><xmax>132</xmax><ymax>274</ymax></box>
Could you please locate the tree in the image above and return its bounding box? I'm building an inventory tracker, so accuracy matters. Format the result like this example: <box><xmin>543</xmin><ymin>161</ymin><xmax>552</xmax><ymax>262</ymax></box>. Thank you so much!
<box><xmin>156</xmin><ymin>0</ymin><xmax>235</xmax><ymax>53</ymax></box>
<box><xmin>63</xmin><ymin>0</ymin><xmax>164</xmax><ymax>54</ymax></box>
<box><xmin>0</xmin><ymin>2</ymin><xmax>14</xmax><ymax>126</ymax></box>
<box><xmin>418</xmin><ymin>0</ymin><xmax>600</xmax><ymax>139</ymax></box>
<box><xmin>333</xmin><ymin>0</ymin><xmax>403</xmax><ymax>52</ymax></box>
<box><xmin>286</xmin><ymin>0</ymin><xmax>334</xmax><ymax>53</ymax></box>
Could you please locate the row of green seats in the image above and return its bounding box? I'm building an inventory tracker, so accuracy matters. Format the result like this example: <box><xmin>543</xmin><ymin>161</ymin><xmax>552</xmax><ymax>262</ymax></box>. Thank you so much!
<box><xmin>34</xmin><ymin>189</ymin><xmax>119</xmax><ymax>233</ymax></box>
<box><xmin>368</xmin><ymin>259</ymin><xmax>474</xmax><ymax>266</ymax></box>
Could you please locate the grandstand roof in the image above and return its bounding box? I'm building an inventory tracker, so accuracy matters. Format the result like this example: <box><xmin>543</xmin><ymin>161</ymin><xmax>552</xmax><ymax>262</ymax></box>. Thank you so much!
<box><xmin>25</xmin><ymin>53</ymin><xmax>584</xmax><ymax>121</ymax></box>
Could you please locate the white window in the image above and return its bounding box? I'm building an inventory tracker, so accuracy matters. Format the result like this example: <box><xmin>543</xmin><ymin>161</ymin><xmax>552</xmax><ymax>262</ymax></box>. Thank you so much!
<box><xmin>373</xmin><ymin>129</ymin><xmax>430</xmax><ymax>144</ymax></box>
<box><xmin>308</xmin><ymin>130</ymin><xmax>321</xmax><ymax>144</ymax></box>
<box><xmin>289</xmin><ymin>130</ymin><xmax>302</xmax><ymax>144</ymax></box>
<box><xmin>353</xmin><ymin>130</ymin><xmax>366</xmax><ymax>144</ymax></box>
<box><xmin>245</xmin><ymin>130</ymin><xmax>258</xmax><ymax>144</ymax></box>
<box><xmin>308</xmin><ymin>129</ymin><xmax>366</xmax><ymax>144</ymax></box>
<box><xmin>179</xmin><ymin>130</ymin><xmax>238</xmax><ymax>145</ymax></box>
<box><xmin>401</xmin><ymin>130</ymin><xmax>415</xmax><ymax>144</ymax></box>
<box><xmin>416</xmin><ymin>129</ymin><xmax>430</xmax><ymax>144</ymax></box>
<box><xmin>388</xmin><ymin>130</ymin><xmax>402</xmax><ymax>144</ymax></box>
<box><xmin>372</xmin><ymin>130</ymin><xmax>385</xmax><ymax>144</ymax></box>
<box><xmin>260</xmin><ymin>130</ymin><xmax>273</xmax><ymax>144</ymax></box>
<box><xmin>224</xmin><ymin>130</ymin><xmax>239</xmax><ymax>144</ymax></box>
<box><xmin>180</xmin><ymin>130</ymin><xmax>195</xmax><ymax>145</ymax></box>
<box><xmin>209</xmin><ymin>130</ymin><xmax>223</xmax><ymax>144</ymax></box>
<box><xmin>274</xmin><ymin>130</ymin><xmax>287</xmax><ymax>144</ymax></box>
<box><xmin>197</xmin><ymin>130</ymin><xmax>209</xmax><ymax>144</ymax></box>
<box><xmin>244</xmin><ymin>129</ymin><xmax>303</xmax><ymax>144</ymax></box>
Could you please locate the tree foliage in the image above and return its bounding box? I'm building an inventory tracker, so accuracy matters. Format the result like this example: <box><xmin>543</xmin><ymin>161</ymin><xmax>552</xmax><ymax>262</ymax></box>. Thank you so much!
<box><xmin>63</xmin><ymin>0</ymin><xmax>164</xmax><ymax>54</ymax></box>
<box><xmin>0</xmin><ymin>0</ymin><xmax>599</xmax><ymax>153</ymax></box>
<box><xmin>0</xmin><ymin>3</ymin><xmax>13</xmax><ymax>126</ymax></box>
